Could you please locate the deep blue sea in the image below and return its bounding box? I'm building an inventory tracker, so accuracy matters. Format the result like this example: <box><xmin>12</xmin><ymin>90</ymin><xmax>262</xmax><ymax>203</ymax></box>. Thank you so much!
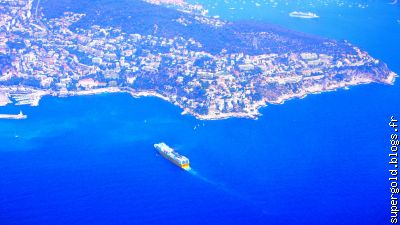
<box><xmin>1</xmin><ymin>1</ymin><xmax>399</xmax><ymax>225</ymax></box>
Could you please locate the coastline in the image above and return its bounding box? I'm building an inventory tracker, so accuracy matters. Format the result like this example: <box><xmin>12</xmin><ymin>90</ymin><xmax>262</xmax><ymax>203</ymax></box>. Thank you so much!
<box><xmin>0</xmin><ymin>0</ymin><xmax>397</xmax><ymax>122</ymax></box>
<box><xmin>0</xmin><ymin>72</ymin><xmax>396</xmax><ymax>121</ymax></box>
<box><xmin>186</xmin><ymin>74</ymin><xmax>397</xmax><ymax>120</ymax></box>
<box><xmin>385</xmin><ymin>72</ymin><xmax>398</xmax><ymax>85</ymax></box>
<box><xmin>0</xmin><ymin>92</ymin><xmax>12</xmax><ymax>106</ymax></box>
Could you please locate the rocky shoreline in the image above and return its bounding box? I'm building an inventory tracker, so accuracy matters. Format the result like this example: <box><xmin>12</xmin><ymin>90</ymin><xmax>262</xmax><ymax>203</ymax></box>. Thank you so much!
<box><xmin>0</xmin><ymin>69</ymin><xmax>396</xmax><ymax>120</ymax></box>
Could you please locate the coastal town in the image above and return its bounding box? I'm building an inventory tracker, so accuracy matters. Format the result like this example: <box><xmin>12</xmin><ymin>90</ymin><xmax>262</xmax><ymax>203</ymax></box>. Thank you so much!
<box><xmin>0</xmin><ymin>0</ymin><xmax>397</xmax><ymax>119</ymax></box>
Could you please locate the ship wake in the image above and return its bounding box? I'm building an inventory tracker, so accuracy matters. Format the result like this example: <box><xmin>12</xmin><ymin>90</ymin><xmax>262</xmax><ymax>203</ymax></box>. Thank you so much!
<box><xmin>187</xmin><ymin>168</ymin><xmax>254</xmax><ymax>204</ymax></box>
<box><xmin>187</xmin><ymin>168</ymin><xmax>220</xmax><ymax>186</ymax></box>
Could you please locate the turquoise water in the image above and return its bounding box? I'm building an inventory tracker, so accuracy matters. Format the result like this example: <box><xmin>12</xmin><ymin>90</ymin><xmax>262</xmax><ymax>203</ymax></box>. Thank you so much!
<box><xmin>1</xmin><ymin>1</ymin><xmax>399</xmax><ymax>224</ymax></box>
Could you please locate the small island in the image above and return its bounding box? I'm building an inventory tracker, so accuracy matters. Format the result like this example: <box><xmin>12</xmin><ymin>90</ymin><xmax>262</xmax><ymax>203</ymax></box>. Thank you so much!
<box><xmin>0</xmin><ymin>0</ymin><xmax>397</xmax><ymax>120</ymax></box>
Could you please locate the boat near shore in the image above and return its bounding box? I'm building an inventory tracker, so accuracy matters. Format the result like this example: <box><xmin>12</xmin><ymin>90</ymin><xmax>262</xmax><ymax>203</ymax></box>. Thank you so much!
<box><xmin>0</xmin><ymin>111</ymin><xmax>27</xmax><ymax>120</ymax></box>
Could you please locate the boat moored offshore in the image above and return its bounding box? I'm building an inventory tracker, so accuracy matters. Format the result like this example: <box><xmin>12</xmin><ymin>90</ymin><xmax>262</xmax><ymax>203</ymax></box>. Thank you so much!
<box><xmin>0</xmin><ymin>111</ymin><xmax>27</xmax><ymax>120</ymax></box>
<box><xmin>289</xmin><ymin>11</ymin><xmax>319</xmax><ymax>19</ymax></box>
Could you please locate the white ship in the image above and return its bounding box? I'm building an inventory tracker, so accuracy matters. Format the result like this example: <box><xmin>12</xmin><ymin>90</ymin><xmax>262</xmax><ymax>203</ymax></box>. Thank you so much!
<box><xmin>289</xmin><ymin>11</ymin><xmax>319</xmax><ymax>19</ymax></box>
<box><xmin>154</xmin><ymin>143</ymin><xmax>190</xmax><ymax>170</ymax></box>
<box><xmin>0</xmin><ymin>111</ymin><xmax>27</xmax><ymax>120</ymax></box>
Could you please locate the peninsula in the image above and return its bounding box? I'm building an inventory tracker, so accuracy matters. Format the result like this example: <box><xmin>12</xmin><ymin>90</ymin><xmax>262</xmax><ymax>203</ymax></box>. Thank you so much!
<box><xmin>0</xmin><ymin>0</ymin><xmax>397</xmax><ymax>120</ymax></box>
